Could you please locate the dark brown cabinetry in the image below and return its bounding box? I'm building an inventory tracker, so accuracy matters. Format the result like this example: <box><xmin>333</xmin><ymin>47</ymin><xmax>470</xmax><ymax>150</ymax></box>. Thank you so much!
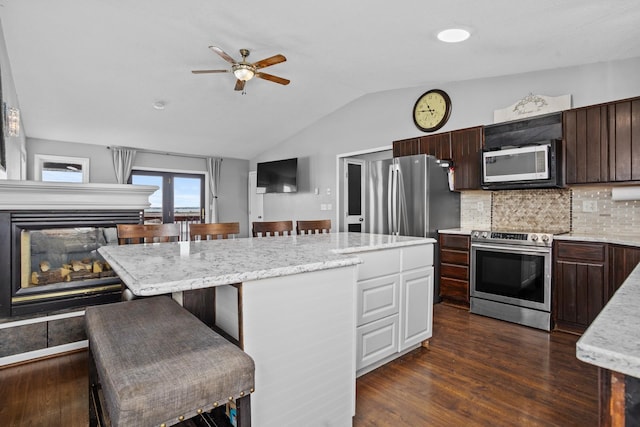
<box><xmin>393</xmin><ymin>126</ymin><xmax>483</xmax><ymax>191</ymax></box>
<box><xmin>439</xmin><ymin>233</ymin><xmax>470</xmax><ymax>308</ymax></box>
<box><xmin>450</xmin><ymin>127</ymin><xmax>482</xmax><ymax>190</ymax></box>
<box><xmin>392</xmin><ymin>137</ymin><xmax>420</xmax><ymax>157</ymax></box>
<box><xmin>609</xmin><ymin>244</ymin><xmax>640</xmax><ymax>294</ymax></box>
<box><xmin>564</xmin><ymin>96</ymin><xmax>640</xmax><ymax>184</ymax></box>
<box><xmin>553</xmin><ymin>241</ymin><xmax>608</xmax><ymax>334</ymax></box>
<box><xmin>553</xmin><ymin>240</ymin><xmax>640</xmax><ymax>334</ymax></box>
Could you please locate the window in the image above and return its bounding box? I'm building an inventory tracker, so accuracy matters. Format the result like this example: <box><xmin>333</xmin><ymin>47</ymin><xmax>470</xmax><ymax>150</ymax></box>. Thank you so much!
<box><xmin>130</xmin><ymin>170</ymin><xmax>205</xmax><ymax>239</ymax></box>
<box><xmin>34</xmin><ymin>154</ymin><xmax>89</xmax><ymax>183</ymax></box>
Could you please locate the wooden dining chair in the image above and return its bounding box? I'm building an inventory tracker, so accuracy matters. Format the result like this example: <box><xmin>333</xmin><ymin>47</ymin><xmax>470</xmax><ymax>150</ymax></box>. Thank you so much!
<box><xmin>252</xmin><ymin>220</ymin><xmax>294</xmax><ymax>237</ymax></box>
<box><xmin>296</xmin><ymin>219</ymin><xmax>331</xmax><ymax>235</ymax></box>
<box><xmin>116</xmin><ymin>223</ymin><xmax>181</xmax><ymax>245</ymax></box>
<box><xmin>190</xmin><ymin>222</ymin><xmax>240</xmax><ymax>241</ymax></box>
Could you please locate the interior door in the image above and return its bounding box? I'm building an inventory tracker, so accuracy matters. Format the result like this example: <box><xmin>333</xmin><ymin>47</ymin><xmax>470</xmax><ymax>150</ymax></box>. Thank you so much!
<box><xmin>248</xmin><ymin>171</ymin><xmax>264</xmax><ymax>225</ymax></box>
<box><xmin>344</xmin><ymin>159</ymin><xmax>365</xmax><ymax>232</ymax></box>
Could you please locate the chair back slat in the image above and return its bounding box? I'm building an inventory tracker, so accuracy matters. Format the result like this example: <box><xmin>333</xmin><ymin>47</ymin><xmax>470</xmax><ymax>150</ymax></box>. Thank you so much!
<box><xmin>296</xmin><ymin>220</ymin><xmax>332</xmax><ymax>235</ymax></box>
<box><xmin>252</xmin><ymin>220</ymin><xmax>294</xmax><ymax>237</ymax></box>
<box><xmin>116</xmin><ymin>223</ymin><xmax>181</xmax><ymax>245</ymax></box>
<box><xmin>190</xmin><ymin>222</ymin><xmax>240</xmax><ymax>241</ymax></box>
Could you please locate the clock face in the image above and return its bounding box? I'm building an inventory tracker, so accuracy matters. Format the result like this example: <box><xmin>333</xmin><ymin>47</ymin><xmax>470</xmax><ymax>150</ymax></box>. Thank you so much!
<box><xmin>413</xmin><ymin>89</ymin><xmax>451</xmax><ymax>132</ymax></box>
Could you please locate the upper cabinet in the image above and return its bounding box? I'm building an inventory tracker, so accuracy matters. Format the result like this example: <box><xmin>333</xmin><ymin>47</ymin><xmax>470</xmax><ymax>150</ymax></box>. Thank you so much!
<box><xmin>450</xmin><ymin>127</ymin><xmax>483</xmax><ymax>191</ymax></box>
<box><xmin>564</xmin><ymin>96</ymin><xmax>640</xmax><ymax>184</ymax></box>
<box><xmin>393</xmin><ymin>126</ymin><xmax>483</xmax><ymax>191</ymax></box>
<box><xmin>392</xmin><ymin>137</ymin><xmax>420</xmax><ymax>157</ymax></box>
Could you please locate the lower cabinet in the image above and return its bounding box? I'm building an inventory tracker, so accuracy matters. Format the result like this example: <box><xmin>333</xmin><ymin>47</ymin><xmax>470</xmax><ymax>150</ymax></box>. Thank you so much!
<box><xmin>439</xmin><ymin>233</ymin><xmax>470</xmax><ymax>308</ymax></box>
<box><xmin>553</xmin><ymin>240</ymin><xmax>640</xmax><ymax>334</ymax></box>
<box><xmin>553</xmin><ymin>241</ymin><xmax>607</xmax><ymax>334</ymax></box>
<box><xmin>355</xmin><ymin>244</ymin><xmax>433</xmax><ymax>376</ymax></box>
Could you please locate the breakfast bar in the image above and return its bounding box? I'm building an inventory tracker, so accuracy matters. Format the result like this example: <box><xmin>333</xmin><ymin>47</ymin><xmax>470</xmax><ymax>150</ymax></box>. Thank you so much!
<box><xmin>98</xmin><ymin>232</ymin><xmax>435</xmax><ymax>426</ymax></box>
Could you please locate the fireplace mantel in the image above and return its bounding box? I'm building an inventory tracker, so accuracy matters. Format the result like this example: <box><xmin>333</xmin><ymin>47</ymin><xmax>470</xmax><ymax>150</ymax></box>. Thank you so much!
<box><xmin>0</xmin><ymin>180</ymin><xmax>158</xmax><ymax>210</ymax></box>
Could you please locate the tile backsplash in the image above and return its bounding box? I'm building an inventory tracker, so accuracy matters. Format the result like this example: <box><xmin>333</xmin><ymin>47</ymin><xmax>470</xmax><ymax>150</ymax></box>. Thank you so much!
<box><xmin>572</xmin><ymin>186</ymin><xmax>640</xmax><ymax>236</ymax></box>
<box><xmin>492</xmin><ymin>189</ymin><xmax>571</xmax><ymax>233</ymax></box>
<box><xmin>460</xmin><ymin>186</ymin><xmax>640</xmax><ymax>236</ymax></box>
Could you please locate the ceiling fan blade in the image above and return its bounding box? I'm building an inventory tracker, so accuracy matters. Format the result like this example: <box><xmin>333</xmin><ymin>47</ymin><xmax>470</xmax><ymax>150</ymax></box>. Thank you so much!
<box><xmin>234</xmin><ymin>79</ymin><xmax>246</xmax><ymax>91</ymax></box>
<box><xmin>253</xmin><ymin>54</ymin><xmax>286</xmax><ymax>70</ymax></box>
<box><xmin>191</xmin><ymin>69</ymin><xmax>229</xmax><ymax>74</ymax></box>
<box><xmin>209</xmin><ymin>46</ymin><xmax>237</xmax><ymax>64</ymax></box>
<box><xmin>255</xmin><ymin>72</ymin><xmax>290</xmax><ymax>86</ymax></box>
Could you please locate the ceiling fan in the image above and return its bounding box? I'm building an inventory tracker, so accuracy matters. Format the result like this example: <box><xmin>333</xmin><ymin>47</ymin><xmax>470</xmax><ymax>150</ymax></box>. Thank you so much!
<box><xmin>192</xmin><ymin>46</ymin><xmax>290</xmax><ymax>92</ymax></box>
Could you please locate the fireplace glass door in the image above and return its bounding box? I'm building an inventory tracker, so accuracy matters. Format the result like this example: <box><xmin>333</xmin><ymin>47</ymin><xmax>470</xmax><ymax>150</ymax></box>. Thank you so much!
<box><xmin>20</xmin><ymin>227</ymin><xmax>118</xmax><ymax>292</ymax></box>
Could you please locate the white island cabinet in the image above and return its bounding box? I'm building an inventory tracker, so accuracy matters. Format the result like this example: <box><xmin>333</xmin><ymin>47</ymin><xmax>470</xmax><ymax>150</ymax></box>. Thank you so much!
<box><xmin>99</xmin><ymin>232</ymin><xmax>434</xmax><ymax>427</ymax></box>
<box><xmin>354</xmin><ymin>243</ymin><xmax>434</xmax><ymax>376</ymax></box>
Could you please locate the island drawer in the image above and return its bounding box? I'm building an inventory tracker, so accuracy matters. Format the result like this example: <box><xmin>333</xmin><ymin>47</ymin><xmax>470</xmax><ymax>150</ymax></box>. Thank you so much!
<box><xmin>402</xmin><ymin>244</ymin><xmax>434</xmax><ymax>270</ymax></box>
<box><xmin>357</xmin><ymin>249</ymin><xmax>401</xmax><ymax>281</ymax></box>
<box><xmin>356</xmin><ymin>314</ymin><xmax>399</xmax><ymax>371</ymax></box>
<box><xmin>356</xmin><ymin>274</ymin><xmax>400</xmax><ymax>326</ymax></box>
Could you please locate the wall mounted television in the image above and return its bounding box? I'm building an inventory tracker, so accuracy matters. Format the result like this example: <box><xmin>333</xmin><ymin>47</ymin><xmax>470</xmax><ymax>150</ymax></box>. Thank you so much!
<box><xmin>257</xmin><ymin>157</ymin><xmax>298</xmax><ymax>193</ymax></box>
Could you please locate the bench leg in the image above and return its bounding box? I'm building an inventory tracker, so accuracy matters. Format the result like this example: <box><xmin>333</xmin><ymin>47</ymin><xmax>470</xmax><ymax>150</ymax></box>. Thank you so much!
<box><xmin>88</xmin><ymin>348</ymin><xmax>111</xmax><ymax>427</ymax></box>
<box><xmin>235</xmin><ymin>394</ymin><xmax>251</xmax><ymax>427</ymax></box>
<box><xmin>88</xmin><ymin>348</ymin><xmax>100</xmax><ymax>427</ymax></box>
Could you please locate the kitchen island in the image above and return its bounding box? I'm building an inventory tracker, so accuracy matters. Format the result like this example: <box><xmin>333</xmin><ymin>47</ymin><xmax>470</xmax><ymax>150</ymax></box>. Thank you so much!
<box><xmin>577</xmin><ymin>263</ymin><xmax>640</xmax><ymax>426</ymax></box>
<box><xmin>99</xmin><ymin>232</ymin><xmax>435</xmax><ymax>427</ymax></box>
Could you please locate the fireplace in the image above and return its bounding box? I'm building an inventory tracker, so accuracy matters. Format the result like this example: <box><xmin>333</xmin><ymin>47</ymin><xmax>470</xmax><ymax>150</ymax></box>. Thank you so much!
<box><xmin>0</xmin><ymin>180</ymin><xmax>157</xmax><ymax>318</ymax></box>
<box><xmin>1</xmin><ymin>210</ymin><xmax>145</xmax><ymax>316</ymax></box>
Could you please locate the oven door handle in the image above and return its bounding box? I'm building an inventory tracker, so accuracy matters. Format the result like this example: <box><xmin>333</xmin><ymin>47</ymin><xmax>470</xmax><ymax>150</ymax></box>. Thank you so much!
<box><xmin>471</xmin><ymin>243</ymin><xmax>552</xmax><ymax>254</ymax></box>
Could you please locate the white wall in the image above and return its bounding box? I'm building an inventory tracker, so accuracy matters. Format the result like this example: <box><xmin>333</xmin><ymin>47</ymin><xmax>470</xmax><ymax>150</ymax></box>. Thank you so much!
<box><xmin>0</xmin><ymin>19</ymin><xmax>26</xmax><ymax>180</ymax></box>
<box><xmin>26</xmin><ymin>137</ymin><xmax>251</xmax><ymax>236</ymax></box>
<box><xmin>252</xmin><ymin>56</ymin><xmax>640</xmax><ymax>223</ymax></box>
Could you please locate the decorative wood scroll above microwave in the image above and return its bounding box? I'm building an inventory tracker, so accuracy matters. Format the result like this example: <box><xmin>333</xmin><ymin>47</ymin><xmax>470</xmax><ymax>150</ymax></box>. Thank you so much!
<box><xmin>493</xmin><ymin>93</ymin><xmax>571</xmax><ymax>123</ymax></box>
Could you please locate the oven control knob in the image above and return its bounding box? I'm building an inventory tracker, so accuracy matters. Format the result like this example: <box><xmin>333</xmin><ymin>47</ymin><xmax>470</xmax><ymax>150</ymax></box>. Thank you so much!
<box><xmin>472</xmin><ymin>231</ymin><xmax>480</xmax><ymax>238</ymax></box>
<box><xmin>541</xmin><ymin>234</ymin><xmax>550</xmax><ymax>243</ymax></box>
<box><xmin>481</xmin><ymin>231</ymin><xmax>488</xmax><ymax>239</ymax></box>
<box><xmin>530</xmin><ymin>234</ymin><xmax>538</xmax><ymax>241</ymax></box>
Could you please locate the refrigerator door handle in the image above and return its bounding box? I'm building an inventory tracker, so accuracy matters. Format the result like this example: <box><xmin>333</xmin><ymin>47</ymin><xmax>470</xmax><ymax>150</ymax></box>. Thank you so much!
<box><xmin>387</xmin><ymin>164</ymin><xmax>394</xmax><ymax>233</ymax></box>
<box><xmin>390</xmin><ymin>163</ymin><xmax>398</xmax><ymax>235</ymax></box>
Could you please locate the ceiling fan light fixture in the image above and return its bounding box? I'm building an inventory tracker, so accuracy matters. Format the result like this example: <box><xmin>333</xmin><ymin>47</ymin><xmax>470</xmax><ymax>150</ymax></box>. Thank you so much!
<box><xmin>233</xmin><ymin>64</ymin><xmax>255</xmax><ymax>81</ymax></box>
<box><xmin>437</xmin><ymin>28</ymin><xmax>471</xmax><ymax>43</ymax></box>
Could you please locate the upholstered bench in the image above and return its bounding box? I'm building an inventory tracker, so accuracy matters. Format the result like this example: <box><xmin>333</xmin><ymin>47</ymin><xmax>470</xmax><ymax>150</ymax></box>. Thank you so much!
<box><xmin>85</xmin><ymin>296</ymin><xmax>255</xmax><ymax>427</ymax></box>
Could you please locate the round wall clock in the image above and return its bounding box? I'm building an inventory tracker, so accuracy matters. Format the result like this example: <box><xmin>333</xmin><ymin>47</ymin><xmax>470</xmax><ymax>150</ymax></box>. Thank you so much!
<box><xmin>412</xmin><ymin>89</ymin><xmax>452</xmax><ymax>132</ymax></box>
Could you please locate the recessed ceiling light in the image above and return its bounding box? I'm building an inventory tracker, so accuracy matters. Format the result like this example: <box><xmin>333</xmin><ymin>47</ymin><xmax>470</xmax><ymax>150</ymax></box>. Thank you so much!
<box><xmin>152</xmin><ymin>101</ymin><xmax>166</xmax><ymax>110</ymax></box>
<box><xmin>437</xmin><ymin>28</ymin><xmax>471</xmax><ymax>43</ymax></box>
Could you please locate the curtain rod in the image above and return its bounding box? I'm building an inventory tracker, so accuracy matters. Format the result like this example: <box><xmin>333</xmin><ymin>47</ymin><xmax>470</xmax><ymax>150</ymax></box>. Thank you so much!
<box><xmin>107</xmin><ymin>145</ymin><xmax>222</xmax><ymax>161</ymax></box>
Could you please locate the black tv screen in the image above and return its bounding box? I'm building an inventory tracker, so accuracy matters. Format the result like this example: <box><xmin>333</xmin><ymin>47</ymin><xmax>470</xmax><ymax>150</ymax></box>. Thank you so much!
<box><xmin>257</xmin><ymin>158</ymin><xmax>298</xmax><ymax>193</ymax></box>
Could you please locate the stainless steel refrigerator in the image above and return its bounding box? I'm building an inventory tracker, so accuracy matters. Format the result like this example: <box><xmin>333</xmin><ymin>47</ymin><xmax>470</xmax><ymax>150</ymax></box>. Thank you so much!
<box><xmin>365</xmin><ymin>154</ymin><xmax>461</xmax><ymax>301</ymax></box>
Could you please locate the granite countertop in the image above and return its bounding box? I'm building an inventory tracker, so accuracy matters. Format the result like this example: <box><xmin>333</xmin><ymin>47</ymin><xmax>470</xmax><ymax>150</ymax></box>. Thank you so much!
<box><xmin>577</xmin><ymin>263</ymin><xmax>640</xmax><ymax>378</ymax></box>
<box><xmin>438</xmin><ymin>228</ymin><xmax>473</xmax><ymax>235</ymax></box>
<box><xmin>98</xmin><ymin>232</ymin><xmax>434</xmax><ymax>296</ymax></box>
<box><xmin>554</xmin><ymin>233</ymin><xmax>640</xmax><ymax>248</ymax></box>
<box><xmin>439</xmin><ymin>228</ymin><xmax>640</xmax><ymax>247</ymax></box>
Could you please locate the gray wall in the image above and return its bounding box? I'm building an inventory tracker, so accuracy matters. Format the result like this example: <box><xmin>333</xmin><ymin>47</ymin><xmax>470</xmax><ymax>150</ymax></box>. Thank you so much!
<box><xmin>26</xmin><ymin>137</ymin><xmax>251</xmax><ymax>236</ymax></box>
<box><xmin>0</xmin><ymin>19</ymin><xmax>26</xmax><ymax>180</ymax></box>
<box><xmin>251</xmin><ymin>56</ymin><xmax>640</xmax><ymax>225</ymax></box>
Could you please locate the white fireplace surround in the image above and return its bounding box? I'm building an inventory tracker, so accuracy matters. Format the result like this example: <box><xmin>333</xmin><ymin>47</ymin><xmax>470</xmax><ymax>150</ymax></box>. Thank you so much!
<box><xmin>0</xmin><ymin>180</ymin><xmax>158</xmax><ymax>210</ymax></box>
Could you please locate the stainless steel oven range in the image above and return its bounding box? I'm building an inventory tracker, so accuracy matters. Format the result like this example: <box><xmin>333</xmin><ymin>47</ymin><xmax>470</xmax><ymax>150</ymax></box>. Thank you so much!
<box><xmin>470</xmin><ymin>230</ymin><xmax>553</xmax><ymax>331</ymax></box>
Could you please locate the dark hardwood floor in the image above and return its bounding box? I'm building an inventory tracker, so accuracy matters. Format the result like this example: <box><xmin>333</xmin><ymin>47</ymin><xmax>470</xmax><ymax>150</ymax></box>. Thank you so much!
<box><xmin>354</xmin><ymin>304</ymin><xmax>598</xmax><ymax>426</ymax></box>
<box><xmin>0</xmin><ymin>304</ymin><xmax>598</xmax><ymax>426</ymax></box>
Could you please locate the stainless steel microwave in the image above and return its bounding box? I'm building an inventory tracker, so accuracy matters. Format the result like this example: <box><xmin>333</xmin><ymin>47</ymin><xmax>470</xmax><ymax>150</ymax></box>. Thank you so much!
<box><xmin>481</xmin><ymin>140</ymin><xmax>563</xmax><ymax>190</ymax></box>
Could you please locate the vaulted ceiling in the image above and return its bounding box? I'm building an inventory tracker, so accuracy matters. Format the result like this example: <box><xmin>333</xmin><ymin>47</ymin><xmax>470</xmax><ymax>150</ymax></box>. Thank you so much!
<box><xmin>2</xmin><ymin>0</ymin><xmax>639</xmax><ymax>159</ymax></box>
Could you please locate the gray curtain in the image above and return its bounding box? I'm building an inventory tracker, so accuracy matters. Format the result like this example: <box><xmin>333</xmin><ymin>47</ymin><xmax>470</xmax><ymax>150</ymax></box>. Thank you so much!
<box><xmin>112</xmin><ymin>147</ymin><xmax>137</xmax><ymax>184</ymax></box>
<box><xmin>206</xmin><ymin>157</ymin><xmax>222</xmax><ymax>222</ymax></box>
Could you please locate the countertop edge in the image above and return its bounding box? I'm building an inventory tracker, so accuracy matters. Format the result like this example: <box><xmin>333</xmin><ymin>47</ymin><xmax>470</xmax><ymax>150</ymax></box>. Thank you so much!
<box><xmin>438</xmin><ymin>228</ymin><xmax>473</xmax><ymax>236</ymax></box>
<box><xmin>576</xmin><ymin>263</ymin><xmax>640</xmax><ymax>378</ymax></box>
<box><xmin>333</xmin><ymin>237</ymin><xmax>435</xmax><ymax>254</ymax></box>
<box><xmin>554</xmin><ymin>233</ymin><xmax>640</xmax><ymax>248</ymax></box>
